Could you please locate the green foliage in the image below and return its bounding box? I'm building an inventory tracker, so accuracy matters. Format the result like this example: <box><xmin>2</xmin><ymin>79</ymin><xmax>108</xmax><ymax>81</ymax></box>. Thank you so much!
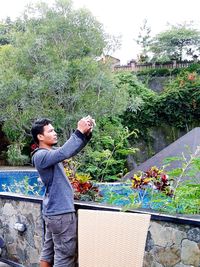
<box><xmin>163</xmin><ymin>145</ymin><xmax>200</xmax><ymax>186</ymax></box>
<box><xmin>63</xmin><ymin>159</ymin><xmax>101</xmax><ymax>201</ymax></box>
<box><xmin>98</xmin><ymin>147</ymin><xmax>200</xmax><ymax>214</ymax></box>
<box><xmin>169</xmin><ymin>182</ymin><xmax>200</xmax><ymax>214</ymax></box>
<box><xmin>155</xmin><ymin>71</ymin><xmax>200</xmax><ymax>128</ymax></box>
<box><xmin>148</xmin><ymin>181</ymin><xmax>200</xmax><ymax>215</ymax></box>
<box><xmin>150</xmin><ymin>22</ymin><xmax>200</xmax><ymax>61</ymax></box>
<box><xmin>77</xmin><ymin>117</ymin><xmax>138</xmax><ymax>182</ymax></box>
<box><xmin>166</xmin><ymin>69</ymin><xmax>200</xmax><ymax>90</ymax></box>
<box><xmin>122</xmin><ymin>65</ymin><xmax>200</xmax><ymax>142</ymax></box>
<box><xmin>115</xmin><ymin>72</ymin><xmax>156</xmax><ymax>114</ymax></box>
<box><xmin>136</xmin><ymin>67</ymin><xmax>181</xmax><ymax>77</ymax></box>
<box><xmin>97</xmin><ymin>179</ymin><xmax>200</xmax><ymax>215</ymax></box>
<box><xmin>6</xmin><ymin>143</ymin><xmax>29</xmax><ymax>166</ymax></box>
<box><xmin>135</xmin><ymin>19</ymin><xmax>152</xmax><ymax>63</ymax></box>
<box><xmin>0</xmin><ymin>0</ymin><xmax>140</xmax><ymax>161</ymax></box>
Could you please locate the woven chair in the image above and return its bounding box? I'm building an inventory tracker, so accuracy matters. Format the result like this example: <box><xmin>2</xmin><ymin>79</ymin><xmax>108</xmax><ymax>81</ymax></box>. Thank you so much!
<box><xmin>78</xmin><ymin>209</ymin><xmax>150</xmax><ymax>267</ymax></box>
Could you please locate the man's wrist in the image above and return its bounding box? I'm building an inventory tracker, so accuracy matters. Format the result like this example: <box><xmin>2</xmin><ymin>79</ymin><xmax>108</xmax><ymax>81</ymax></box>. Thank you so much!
<box><xmin>77</xmin><ymin>128</ymin><xmax>84</xmax><ymax>134</ymax></box>
<box><xmin>74</xmin><ymin>129</ymin><xmax>92</xmax><ymax>141</ymax></box>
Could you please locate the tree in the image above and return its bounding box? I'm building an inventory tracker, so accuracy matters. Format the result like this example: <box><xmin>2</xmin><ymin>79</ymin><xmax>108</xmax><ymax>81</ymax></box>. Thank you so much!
<box><xmin>0</xmin><ymin>0</ymin><xmax>132</xmax><ymax>160</ymax></box>
<box><xmin>150</xmin><ymin>22</ymin><xmax>200</xmax><ymax>62</ymax></box>
<box><xmin>135</xmin><ymin>19</ymin><xmax>152</xmax><ymax>63</ymax></box>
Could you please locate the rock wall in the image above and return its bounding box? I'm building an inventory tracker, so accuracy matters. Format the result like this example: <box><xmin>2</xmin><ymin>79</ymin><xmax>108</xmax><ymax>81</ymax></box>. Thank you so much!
<box><xmin>0</xmin><ymin>194</ymin><xmax>199</xmax><ymax>267</ymax></box>
<box><xmin>0</xmin><ymin>195</ymin><xmax>43</xmax><ymax>267</ymax></box>
<box><xmin>148</xmin><ymin>76</ymin><xmax>170</xmax><ymax>92</ymax></box>
<box><xmin>144</xmin><ymin>221</ymin><xmax>200</xmax><ymax>267</ymax></box>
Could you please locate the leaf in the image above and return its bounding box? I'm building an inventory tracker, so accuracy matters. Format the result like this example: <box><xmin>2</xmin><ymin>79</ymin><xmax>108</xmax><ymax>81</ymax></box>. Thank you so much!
<box><xmin>191</xmin><ymin>158</ymin><xmax>200</xmax><ymax>170</ymax></box>
<box><xmin>167</xmin><ymin>168</ymin><xmax>183</xmax><ymax>177</ymax></box>
<box><xmin>163</xmin><ymin>156</ymin><xmax>183</xmax><ymax>164</ymax></box>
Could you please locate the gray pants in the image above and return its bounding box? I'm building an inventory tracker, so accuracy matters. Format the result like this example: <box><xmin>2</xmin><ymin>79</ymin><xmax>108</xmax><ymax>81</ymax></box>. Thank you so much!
<box><xmin>40</xmin><ymin>213</ymin><xmax>77</xmax><ymax>267</ymax></box>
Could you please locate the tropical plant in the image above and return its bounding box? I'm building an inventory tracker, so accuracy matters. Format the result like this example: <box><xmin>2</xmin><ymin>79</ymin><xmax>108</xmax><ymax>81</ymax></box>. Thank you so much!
<box><xmin>131</xmin><ymin>166</ymin><xmax>174</xmax><ymax>196</ymax></box>
<box><xmin>63</xmin><ymin>159</ymin><xmax>101</xmax><ymax>201</ymax></box>
<box><xmin>121</xmin><ymin>65</ymin><xmax>200</xmax><ymax>163</ymax></box>
<box><xmin>150</xmin><ymin>181</ymin><xmax>200</xmax><ymax>214</ymax></box>
<box><xmin>163</xmin><ymin>145</ymin><xmax>200</xmax><ymax>190</ymax></box>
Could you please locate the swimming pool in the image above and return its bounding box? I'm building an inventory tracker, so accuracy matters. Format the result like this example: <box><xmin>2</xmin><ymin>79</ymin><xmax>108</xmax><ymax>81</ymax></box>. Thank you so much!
<box><xmin>98</xmin><ymin>182</ymin><xmax>167</xmax><ymax>210</ymax></box>
<box><xmin>0</xmin><ymin>170</ymin><xmax>44</xmax><ymax>195</ymax></box>
<box><xmin>0</xmin><ymin>170</ymin><xmax>168</xmax><ymax>211</ymax></box>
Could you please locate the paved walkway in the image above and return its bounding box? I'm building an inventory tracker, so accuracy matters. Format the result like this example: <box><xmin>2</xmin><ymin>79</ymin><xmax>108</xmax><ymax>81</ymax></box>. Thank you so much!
<box><xmin>0</xmin><ymin>166</ymin><xmax>35</xmax><ymax>170</ymax></box>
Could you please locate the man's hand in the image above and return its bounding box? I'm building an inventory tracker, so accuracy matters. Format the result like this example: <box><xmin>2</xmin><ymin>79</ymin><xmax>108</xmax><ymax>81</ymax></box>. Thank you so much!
<box><xmin>77</xmin><ymin>116</ymin><xmax>96</xmax><ymax>134</ymax></box>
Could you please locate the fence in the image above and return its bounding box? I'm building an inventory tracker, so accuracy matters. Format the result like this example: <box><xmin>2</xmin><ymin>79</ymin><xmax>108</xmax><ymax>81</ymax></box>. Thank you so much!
<box><xmin>114</xmin><ymin>60</ymin><xmax>196</xmax><ymax>72</ymax></box>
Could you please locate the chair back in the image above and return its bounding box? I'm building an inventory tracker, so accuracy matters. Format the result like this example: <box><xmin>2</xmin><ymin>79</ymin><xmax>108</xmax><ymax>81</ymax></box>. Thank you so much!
<box><xmin>78</xmin><ymin>209</ymin><xmax>150</xmax><ymax>267</ymax></box>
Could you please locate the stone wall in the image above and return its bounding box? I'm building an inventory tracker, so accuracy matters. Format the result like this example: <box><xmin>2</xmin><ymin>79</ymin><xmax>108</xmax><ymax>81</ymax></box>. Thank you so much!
<box><xmin>0</xmin><ymin>194</ymin><xmax>43</xmax><ymax>267</ymax></box>
<box><xmin>0</xmin><ymin>194</ymin><xmax>199</xmax><ymax>267</ymax></box>
<box><xmin>144</xmin><ymin>221</ymin><xmax>200</xmax><ymax>267</ymax></box>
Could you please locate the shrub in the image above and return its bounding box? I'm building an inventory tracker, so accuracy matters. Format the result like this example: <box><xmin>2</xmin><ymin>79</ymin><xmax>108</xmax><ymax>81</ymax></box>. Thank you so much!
<box><xmin>7</xmin><ymin>143</ymin><xmax>29</xmax><ymax>166</ymax></box>
<box><xmin>63</xmin><ymin>159</ymin><xmax>101</xmax><ymax>201</ymax></box>
<box><xmin>131</xmin><ymin>166</ymin><xmax>174</xmax><ymax>196</ymax></box>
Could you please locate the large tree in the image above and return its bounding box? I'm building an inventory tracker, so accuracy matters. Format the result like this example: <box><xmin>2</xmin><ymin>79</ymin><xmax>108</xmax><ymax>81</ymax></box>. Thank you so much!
<box><xmin>149</xmin><ymin>22</ymin><xmax>200</xmax><ymax>62</ymax></box>
<box><xmin>0</xmin><ymin>0</ymin><xmax>129</xmax><ymax>147</ymax></box>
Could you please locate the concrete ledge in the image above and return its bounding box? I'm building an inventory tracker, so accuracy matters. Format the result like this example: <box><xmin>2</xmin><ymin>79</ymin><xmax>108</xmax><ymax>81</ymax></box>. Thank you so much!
<box><xmin>75</xmin><ymin>200</ymin><xmax>200</xmax><ymax>227</ymax></box>
<box><xmin>0</xmin><ymin>193</ymin><xmax>199</xmax><ymax>226</ymax></box>
<box><xmin>0</xmin><ymin>259</ymin><xmax>24</xmax><ymax>267</ymax></box>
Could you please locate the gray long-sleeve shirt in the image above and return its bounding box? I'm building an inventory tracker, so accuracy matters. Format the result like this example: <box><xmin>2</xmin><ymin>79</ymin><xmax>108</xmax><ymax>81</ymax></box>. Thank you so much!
<box><xmin>32</xmin><ymin>130</ymin><xmax>91</xmax><ymax>216</ymax></box>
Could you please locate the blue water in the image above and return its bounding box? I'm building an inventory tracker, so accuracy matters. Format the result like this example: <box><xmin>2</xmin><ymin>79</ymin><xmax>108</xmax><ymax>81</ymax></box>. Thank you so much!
<box><xmin>0</xmin><ymin>170</ymin><xmax>45</xmax><ymax>195</ymax></box>
<box><xmin>0</xmin><ymin>171</ymin><xmax>169</xmax><ymax>211</ymax></box>
<box><xmin>98</xmin><ymin>183</ymin><xmax>170</xmax><ymax>210</ymax></box>
<box><xmin>99</xmin><ymin>183</ymin><xmax>147</xmax><ymax>207</ymax></box>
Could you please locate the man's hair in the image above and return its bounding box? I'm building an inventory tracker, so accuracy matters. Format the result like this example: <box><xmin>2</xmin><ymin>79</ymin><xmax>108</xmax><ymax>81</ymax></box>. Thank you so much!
<box><xmin>31</xmin><ymin>118</ymin><xmax>52</xmax><ymax>144</ymax></box>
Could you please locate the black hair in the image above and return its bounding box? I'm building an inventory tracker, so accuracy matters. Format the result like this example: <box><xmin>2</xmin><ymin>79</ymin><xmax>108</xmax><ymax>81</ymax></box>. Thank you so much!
<box><xmin>31</xmin><ymin>118</ymin><xmax>52</xmax><ymax>144</ymax></box>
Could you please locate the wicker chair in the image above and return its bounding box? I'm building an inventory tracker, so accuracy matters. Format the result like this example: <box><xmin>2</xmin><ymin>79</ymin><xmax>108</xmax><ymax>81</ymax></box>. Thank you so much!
<box><xmin>78</xmin><ymin>209</ymin><xmax>150</xmax><ymax>267</ymax></box>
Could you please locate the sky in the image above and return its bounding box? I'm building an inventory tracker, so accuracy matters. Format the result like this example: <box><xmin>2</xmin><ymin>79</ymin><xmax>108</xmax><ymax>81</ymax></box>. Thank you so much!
<box><xmin>1</xmin><ymin>0</ymin><xmax>200</xmax><ymax>64</ymax></box>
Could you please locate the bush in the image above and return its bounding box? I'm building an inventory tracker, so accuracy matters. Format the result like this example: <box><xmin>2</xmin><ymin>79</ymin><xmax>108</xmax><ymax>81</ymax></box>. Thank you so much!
<box><xmin>7</xmin><ymin>143</ymin><xmax>29</xmax><ymax>166</ymax></box>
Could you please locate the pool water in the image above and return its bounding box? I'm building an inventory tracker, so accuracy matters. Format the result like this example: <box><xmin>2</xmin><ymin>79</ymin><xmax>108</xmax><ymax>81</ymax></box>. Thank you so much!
<box><xmin>98</xmin><ymin>183</ymin><xmax>170</xmax><ymax>210</ymax></box>
<box><xmin>0</xmin><ymin>171</ymin><xmax>170</xmax><ymax>211</ymax></box>
<box><xmin>0</xmin><ymin>170</ymin><xmax>44</xmax><ymax>195</ymax></box>
<box><xmin>99</xmin><ymin>183</ymin><xmax>146</xmax><ymax>206</ymax></box>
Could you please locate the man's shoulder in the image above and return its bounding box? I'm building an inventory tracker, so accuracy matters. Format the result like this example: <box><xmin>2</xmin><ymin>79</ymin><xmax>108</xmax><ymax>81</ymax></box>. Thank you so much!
<box><xmin>32</xmin><ymin>148</ymin><xmax>49</xmax><ymax>163</ymax></box>
<box><xmin>32</xmin><ymin>147</ymin><xmax>48</xmax><ymax>156</ymax></box>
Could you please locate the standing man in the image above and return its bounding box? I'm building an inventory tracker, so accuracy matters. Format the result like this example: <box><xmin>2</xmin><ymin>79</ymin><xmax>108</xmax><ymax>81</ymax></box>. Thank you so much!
<box><xmin>31</xmin><ymin>117</ymin><xmax>94</xmax><ymax>267</ymax></box>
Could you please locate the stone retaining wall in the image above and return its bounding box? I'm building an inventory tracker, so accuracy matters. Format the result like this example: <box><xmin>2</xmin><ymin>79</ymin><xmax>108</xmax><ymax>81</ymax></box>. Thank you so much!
<box><xmin>0</xmin><ymin>194</ymin><xmax>199</xmax><ymax>267</ymax></box>
<box><xmin>144</xmin><ymin>221</ymin><xmax>200</xmax><ymax>267</ymax></box>
<box><xmin>0</xmin><ymin>194</ymin><xmax>43</xmax><ymax>267</ymax></box>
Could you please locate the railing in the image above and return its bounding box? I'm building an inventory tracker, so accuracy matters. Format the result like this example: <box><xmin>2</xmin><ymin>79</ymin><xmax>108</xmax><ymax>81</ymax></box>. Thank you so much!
<box><xmin>114</xmin><ymin>60</ymin><xmax>197</xmax><ymax>72</ymax></box>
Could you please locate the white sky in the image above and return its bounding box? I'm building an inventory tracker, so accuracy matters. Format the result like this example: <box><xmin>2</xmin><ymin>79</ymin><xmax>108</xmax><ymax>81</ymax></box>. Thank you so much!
<box><xmin>1</xmin><ymin>0</ymin><xmax>200</xmax><ymax>64</ymax></box>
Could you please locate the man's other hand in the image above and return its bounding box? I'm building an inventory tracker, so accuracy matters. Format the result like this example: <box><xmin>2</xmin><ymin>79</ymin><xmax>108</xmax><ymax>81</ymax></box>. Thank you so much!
<box><xmin>77</xmin><ymin>117</ymin><xmax>93</xmax><ymax>134</ymax></box>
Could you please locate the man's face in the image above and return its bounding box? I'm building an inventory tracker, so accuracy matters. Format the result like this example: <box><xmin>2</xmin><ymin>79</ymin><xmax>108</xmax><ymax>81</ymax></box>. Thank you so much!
<box><xmin>38</xmin><ymin>124</ymin><xmax>58</xmax><ymax>146</ymax></box>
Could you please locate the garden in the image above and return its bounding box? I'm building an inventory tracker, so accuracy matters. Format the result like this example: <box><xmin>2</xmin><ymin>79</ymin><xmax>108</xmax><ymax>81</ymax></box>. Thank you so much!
<box><xmin>2</xmin><ymin>147</ymin><xmax>200</xmax><ymax>216</ymax></box>
<box><xmin>0</xmin><ymin>2</ymin><xmax>200</xmax><ymax>267</ymax></box>
<box><xmin>0</xmin><ymin>0</ymin><xmax>200</xmax><ymax>217</ymax></box>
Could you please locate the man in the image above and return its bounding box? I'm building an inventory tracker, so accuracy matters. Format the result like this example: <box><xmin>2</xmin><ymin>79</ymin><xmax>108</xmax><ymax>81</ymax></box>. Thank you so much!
<box><xmin>31</xmin><ymin>117</ymin><xmax>94</xmax><ymax>267</ymax></box>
